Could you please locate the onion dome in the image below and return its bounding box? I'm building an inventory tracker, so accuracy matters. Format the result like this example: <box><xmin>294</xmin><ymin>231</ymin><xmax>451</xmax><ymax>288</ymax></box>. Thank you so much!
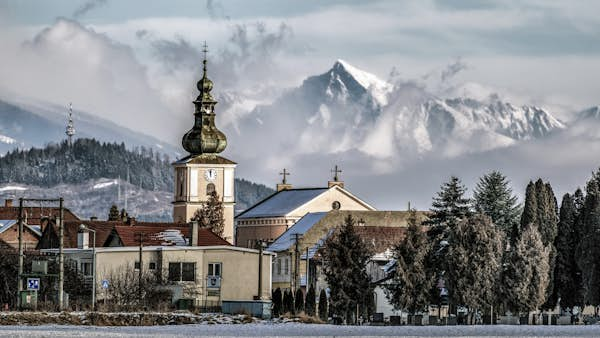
<box><xmin>182</xmin><ymin>51</ymin><xmax>227</xmax><ymax>155</ymax></box>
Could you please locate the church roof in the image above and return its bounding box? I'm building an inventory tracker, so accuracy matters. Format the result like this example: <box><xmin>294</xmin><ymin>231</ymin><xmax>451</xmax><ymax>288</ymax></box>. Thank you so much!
<box><xmin>173</xmin><ymin>154</ymin><xmax>236</xmax><ymax>165</ymax></box>
<box><xmin>236</xmin><ymin>188</ymin><xmax>329</xmax><ymax>219</ymax></box>
<box><xmin>267</xmin><ymin>212</ymin><xmax>328</xmax><ymax>252</ymax></box>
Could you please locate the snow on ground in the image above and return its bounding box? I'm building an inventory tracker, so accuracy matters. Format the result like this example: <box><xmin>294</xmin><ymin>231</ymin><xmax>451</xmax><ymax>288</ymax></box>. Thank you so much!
<box><xmin>0</xmin><ymin>186</ymin><xmax>27</xmax><ymax>192</ymax></box>
<box><xmin>1</xmin><ymin>324</ymin><xmax>600</xmax><ymax>337</ymax></box>
<box><xmin>93</xmin><ymin>180</ymin><xmax>118</xmax><ymax>189</ymax></box>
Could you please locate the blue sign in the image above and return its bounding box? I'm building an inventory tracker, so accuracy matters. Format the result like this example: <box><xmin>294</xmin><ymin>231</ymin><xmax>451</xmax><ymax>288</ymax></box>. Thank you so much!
<box><xmin>27</xmin><ymin>278</ymin><xmax>40</xmax><ymax>291</ymax></box>
<box><xmin>101</xmin><ymin>279</ymin><xmax>109</xmax><ymax>289</ymax></box>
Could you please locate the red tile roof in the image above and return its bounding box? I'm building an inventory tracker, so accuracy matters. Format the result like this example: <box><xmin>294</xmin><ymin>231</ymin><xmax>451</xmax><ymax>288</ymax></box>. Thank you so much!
<box><xmin>112</xmin><ymin>225</ymin><xmax>230</xmax><ymax>247</ymax></box>
<box><xmin>0</xmin><ymin>206</ymin><xmax>79</xmax><ymax>225</ymax></box>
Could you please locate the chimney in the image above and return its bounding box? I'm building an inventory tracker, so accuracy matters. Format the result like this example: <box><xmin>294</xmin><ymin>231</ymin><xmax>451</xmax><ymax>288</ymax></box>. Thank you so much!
<box><xmin>190</xmin><ymin>221</ymin><xmax>199</xmax><ymax>246</ymax></box>
<box><xmin>126</xmin><ymin>217</ymin><xmax>136</xmax><ymax>226</ymax></box>
<box><xmin>90</xmin><ymin>216</ymin><xmax>98</xmax><ymax>221</ymax></box>
<box><xmin>77</xmin><ymin>231</ymin><xmax>89</xmax><ymax>249</ymax></box>
<box><xmin>4</xmin><ymin>199</ymin><xmax>12</xmax><ymax>207</ymax></box>
<box><xmin>328</xmin><ymin>180</ymin><xmax>344</xmax><ymax>189</ymax></box>
<box><xmin>276</xmin><ymin>183</ymin><xmax>292</xmax><ymax>192</ymax></box>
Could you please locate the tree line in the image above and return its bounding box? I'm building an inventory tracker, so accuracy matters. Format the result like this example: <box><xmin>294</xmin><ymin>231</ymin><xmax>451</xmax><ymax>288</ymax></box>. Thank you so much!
<box><xmin>319</xmin><ymin>169</ymin><xmax>600</xmax><ymax>324</ymax></box>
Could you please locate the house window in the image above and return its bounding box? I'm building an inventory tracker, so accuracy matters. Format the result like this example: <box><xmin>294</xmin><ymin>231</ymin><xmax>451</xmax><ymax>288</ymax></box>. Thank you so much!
<box><xmin>80</xmin><ymin>262</ymin><xmax>92</xmax><ymax>276</ymax></box>
<box><xmin>276</xmin><ymin>259</ymin><xmax>281</xmax><ymax>275</ymax></box>
<box><xmin>284</xmin><ymin>258</ymin><xmax>289</xmax><ymax>275</ymax></box>
<box><xmin>206</xmin><ymin>183</ymin><xmax>216</xmax><ymax>196</ymax></box>
<box><xmin>208</xmin><ymin>262</ymin><xmax>222</xmax><ymax>277</ymax></box>
<box><xmin>168</xmin><ymin>262</ymin><xmax>196</xmax><ymax>282</ymax></box>
<box><xmin>134</xmin><ymin>261</ymin><xmax>140</xmax><ymax>270</ymax></box>
<box><xmin>149</xmin><ymin>262</ymin><xmax>156</xmax><ymax>270</ymax></box>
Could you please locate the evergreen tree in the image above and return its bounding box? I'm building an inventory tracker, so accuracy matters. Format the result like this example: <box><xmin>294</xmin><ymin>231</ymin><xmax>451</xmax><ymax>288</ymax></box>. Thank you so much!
<box><xmin>282</xmin><ymin>289</ymin><xmax>293</xmax><ymax>314</ymax></box>
<box><xmin>318</xmin><ymin>289</ymin><xmax>328</xmax><ymax>321</ymax></box>
<box><xmin>108</xmin><ymin>204</ymin><xmax>120</xmax><ymax>221</ymax></box>
<box><xmin>191</xmin><ymin>191</ymin><xmax>225</xmax><ymax>237</ymax></box>
<box><xmin>305</xmin><ymin>284</ymin><xmax>316</xmax><ymax>317</ymax></box>
<box><xmin>519</xmin><ymin>179</ymin><xmax>559</xmax><ymax>308</ymax></box>
<box><xmin>385</xmin><ymin>209</ymin><xmax>432</xmax><ymax>315</ymax></box>
<box><xmin>503</xmin><ymin>224</ymin><xmax>550</xmax><ymax>313</ymax></box>
<box><xmin>576</xmin><ymin>171</ymin><xmax>600</xmax><ymax>305</ymax></box>
<box><xmin>473</xmin><ymin>171</ymin><xmax>521</xmax><ymax>239</ymax></box>
<box><xmin>295</xmin><ymin>288</ymin><xmax>305</xmax><ymax>314</ymax></box>
<box><xmin>425</xmin><ymin>176</ymin><xmax>470</xmax><ymax>306</ymax></box>
<box><xmin>426</xmin><ymin>176</ymin><xmax>471</xmax><ymax>229</ymax></box>
<box><xmin>552</xmin><ymin>193</ymin><xmax>584</xmax><ymax>310</ymax></box>
<box><xmin>446</xmin><ymin>214</ymin><xmax>504</xmax><ymax>323</ymax></box>
<box><xmin>272</xmin><ymin>288</ymin><xmax>283</xmax><ymax>317</ymax></box>
<box><xmin>322</xmin><ymin>215</ymin><xmax>373</xmax><ymax>324</ymax></box>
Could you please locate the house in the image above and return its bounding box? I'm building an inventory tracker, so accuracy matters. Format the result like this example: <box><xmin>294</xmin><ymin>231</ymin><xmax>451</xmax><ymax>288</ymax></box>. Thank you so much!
<box><xmin>235</xmin><ymin>180</ymin><xmax>376</xmax><ymax>248</ymax></box>
<box><xmin>42</xmin><ymin>235</ymin><xmax>273</xmax><ymax>308</ymax></box>
<box><xmin>267</xmin><ymin>210</ymin><xmax>429</xmax><ymax>292</ymax></box>
<box><xmin>0</xmin><ymin>198</ymin><xmax>80</xmax><ymax>249</ymax></box>
<box><xmin>0</xmin><ymin>219</ymin><xmax>41</xmax><ymax>250</ymax></box>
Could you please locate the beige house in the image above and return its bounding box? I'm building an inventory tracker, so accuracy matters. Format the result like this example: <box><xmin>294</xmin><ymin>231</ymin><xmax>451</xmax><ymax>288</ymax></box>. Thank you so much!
<box><xmin>235</xmin><ymin>182</ymin><xmax>375</xmax><ymax>248</ymax></box>
<box><xmin>267</xmin><ymin>210</ymin><xmax>429</xmax><ymax>291</ymax></box>
<box><xmin>43</xmin><ymin>244</ymin><xmax>274</xmax><ymax>306</ymax></box>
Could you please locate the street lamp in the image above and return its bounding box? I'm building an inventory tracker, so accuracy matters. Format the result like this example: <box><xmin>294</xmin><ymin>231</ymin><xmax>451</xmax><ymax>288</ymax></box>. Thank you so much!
<box><xmin>79</xmin><ymin>224</ymin><xmax>96</xmax><ymax>311</ymax></box>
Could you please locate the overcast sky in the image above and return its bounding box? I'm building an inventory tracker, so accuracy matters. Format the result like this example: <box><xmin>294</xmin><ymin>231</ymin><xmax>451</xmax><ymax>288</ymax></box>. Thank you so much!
<box><xmin>2</xmin><ymin>0</ymin><xmax>600</xmax><ymax>208</ymax></box>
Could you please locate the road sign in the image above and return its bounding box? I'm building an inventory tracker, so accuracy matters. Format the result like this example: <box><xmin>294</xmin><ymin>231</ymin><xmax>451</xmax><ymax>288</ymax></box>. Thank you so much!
<box><xmin>101</xmin><ymin>279</ymin><xmax>109</xmax><ymax>289</ymax></box>
<box><xmin>26</xmin><ymin>278</ymin><xmax>40</xmax><ymax>291</ymax></box>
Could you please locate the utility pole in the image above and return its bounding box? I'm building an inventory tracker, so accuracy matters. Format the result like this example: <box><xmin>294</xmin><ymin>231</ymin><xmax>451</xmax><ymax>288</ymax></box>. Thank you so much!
<box><xmin>306</xmin><ymin>247</ymin><xmax>310</xmax><ymax>288</ymax></box>
<box><xmin>138</xmin><ymin>232</ymin><xmax>144</xmax><ymax>304</ymax></box>
<box><xmin>257</xmin><ymin>240</ymin><xmax>265</xmax><ymax>300</ymax></box>
<box><xmin>292</xmin><ymin>233</ymin><xmax>301</xmax><ymax>291</ymax></box>
<box><xmin>58</xmin><ymin>197</ymin><xmax>64</xmax><ymax>311</ymax></box>
<box><xmin>17</xmin><ymin>198</ymin><xmax>23</xmax><ymax>308</ymax></box>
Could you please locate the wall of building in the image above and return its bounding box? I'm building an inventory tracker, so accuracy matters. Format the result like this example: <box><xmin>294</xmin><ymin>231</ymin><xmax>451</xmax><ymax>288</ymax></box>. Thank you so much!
<box><xmin>59</xmin><ymin>246</ymin><xmax>271</xmax><ymax>305</ymax></box>
<box><xmin>235</xmin><ymin>222</ymin><xmax>290</xmax><ymax>248</ymax></box>
<box><xmin>0</xmin><ymin>226</ymin><xmax>39</xmax><ymax>250</ymax></box>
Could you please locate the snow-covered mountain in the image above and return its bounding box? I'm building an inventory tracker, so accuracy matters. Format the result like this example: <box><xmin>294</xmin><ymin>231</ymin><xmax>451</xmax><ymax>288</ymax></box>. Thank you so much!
<box><xmin>228</xmin><ymin>60</ymin><xmax>566</xmax><ymax>164</ymax></box>
<box><xmin>0</xmin><ymin>98</ymin><xmax>180</xmax><ymax>156</ymax></box>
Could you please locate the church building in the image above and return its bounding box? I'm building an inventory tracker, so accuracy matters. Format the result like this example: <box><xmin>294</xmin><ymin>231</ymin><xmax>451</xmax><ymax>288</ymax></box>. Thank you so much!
<box><xmin>172</xmin><ymin>54</ymin><xmax>236</xmax><ymax>244</ymax></box>
<box><xmin>235</xmin><ymin>169</ymin><xmax>375</xmax><ymax>248</ymax></box>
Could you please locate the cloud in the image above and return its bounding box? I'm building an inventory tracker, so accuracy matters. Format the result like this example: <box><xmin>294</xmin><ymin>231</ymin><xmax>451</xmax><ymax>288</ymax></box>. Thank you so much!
<box><xmin>206</xmin><ymin>0</ymin><xmax>230</xmax><ymax>21</ymax></box>
<box><xmin>441</xmin><ymin>58</ymin><xmax>467</xmax><ymax>82</ymax></box>
<box><xmin>73</xmin><ymin>0</ymin><xmax>107</xmax><ymax>19</ymax></box>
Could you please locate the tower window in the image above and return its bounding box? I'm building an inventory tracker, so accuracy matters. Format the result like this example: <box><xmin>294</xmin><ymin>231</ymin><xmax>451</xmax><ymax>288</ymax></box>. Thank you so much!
<box><xmin>206</xmin><ymin>183</ymin><xmax>216</xmax><ymax>195</ymax></box>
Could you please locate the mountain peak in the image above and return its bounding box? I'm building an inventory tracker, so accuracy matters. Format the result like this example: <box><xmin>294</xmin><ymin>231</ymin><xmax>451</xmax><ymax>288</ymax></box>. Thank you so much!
<box><xmin>330</xmin><ymin>59</ymin><xmax>392</xmax><ymax>105</ymax></box>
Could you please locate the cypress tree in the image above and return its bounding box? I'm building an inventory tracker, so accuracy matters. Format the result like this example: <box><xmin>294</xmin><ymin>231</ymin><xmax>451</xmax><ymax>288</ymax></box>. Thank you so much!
<box><xmin>318</xmin><ymin>289</ymin><xmax>328</xmax><ymax>321</ymax></box>
<box><xmin>473</xmin><ymin>171</ymin><xmax>521</xmax><ymax>240</ymax></box>
<box><xmin>272</xmin><ymin>288</ymin><xmax>283</xmax><ymax>317</ymax></box>
<box><xmin>385</xmin><ymin>209</ymin><xmax>432</xmax><ymax>315</ymax></box>
<box><xmin>504</xmin><ymin>224</ymin><xmax>550</xmax><ymax>314</ymax></box>
<box><xmin>295</xmin><ymin>288</ymin><xmax>305</xmax><ymax>314</ymax></box>
<box><xmin>108</xmin><ymin>204</ymin><xmax>120</xmax><ymax>221</ymax></box>
<box><xmin>282</xmin><ymin>289</ymin><xmax>293</xmax><ymax>314</ymax></box>
<box><xmin>518</xmin><ymin>181</ymin><xmax>537</xmax><ymax>240</ymax></box>
<box><xmin>552</xmin><ymin>193</ymin><xmax>584</xmax><ymax>310</ymax></box>
<box><xmin>322</xmin><ymin>215</ymin><xmax>373</xmax><ymax>324</ymax></box>
<box><xmin>576</xmin><ymin>171</ymin><xmax>600</xmax><ymax>305</ymax></box>
<box><xmin>446</xmin><ymin>214</ymin><xmax>504</xmax><ymax>323</ymax></box>
<box><xmin>306</xmin><ymin>284</ymin><xmax>316</xmax><ymax>317</ymax></box>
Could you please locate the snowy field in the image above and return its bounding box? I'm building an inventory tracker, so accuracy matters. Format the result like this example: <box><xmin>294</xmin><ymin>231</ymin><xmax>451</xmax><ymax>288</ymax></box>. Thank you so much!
<box><xmin>1</xmin><ymin>324</ymin><xmax>600</xmax><ymax>337</ymax></box>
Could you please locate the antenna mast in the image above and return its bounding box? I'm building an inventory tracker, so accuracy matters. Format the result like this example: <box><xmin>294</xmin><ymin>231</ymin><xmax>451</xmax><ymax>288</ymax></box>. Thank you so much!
<box><xmin>65</xmin><ymin>103</ymin><xmax>76</xmax><ymax>146</ymax></box>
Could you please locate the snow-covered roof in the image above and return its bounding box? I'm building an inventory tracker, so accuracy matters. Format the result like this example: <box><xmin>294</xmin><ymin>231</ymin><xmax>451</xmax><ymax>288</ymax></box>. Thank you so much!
<box><xmin>236</xmin><ymin>188</ymin><xmax>328</xmax><ymax>219</ymax></box>
<box><xmin>0</xmin><ymin>220</ymin><xmax>17</xmax><ymax>233</ymax></box>
<box><xmin>267</xmin><ymin>212</ymin><xmax>328</xmax><ymax>252</ymax></box>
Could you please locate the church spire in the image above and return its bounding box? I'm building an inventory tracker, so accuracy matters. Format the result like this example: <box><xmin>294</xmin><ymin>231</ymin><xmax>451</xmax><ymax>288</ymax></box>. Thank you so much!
<box><xmin>65</xmin><ymin>102</ymin><xmax>75</xmax><ymax>146</ymax></box>
<box><xmin>182</xmin><ymin>42</ymin><xmax>227</xmax><ymax>156</ymax></box>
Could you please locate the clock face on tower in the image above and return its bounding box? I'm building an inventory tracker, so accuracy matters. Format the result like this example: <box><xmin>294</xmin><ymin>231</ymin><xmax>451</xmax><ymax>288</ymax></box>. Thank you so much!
<box><xmin>205</xmin><ymin>168</ymin><xmax>217</xmax><ymax>181</ymax></box>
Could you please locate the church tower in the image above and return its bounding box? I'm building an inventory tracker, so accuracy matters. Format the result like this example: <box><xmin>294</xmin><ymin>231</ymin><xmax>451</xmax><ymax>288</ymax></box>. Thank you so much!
<box><xmin>173</xmin><ymin>46</ymin><xmax>236</xmax><ymax>243</ymax></box>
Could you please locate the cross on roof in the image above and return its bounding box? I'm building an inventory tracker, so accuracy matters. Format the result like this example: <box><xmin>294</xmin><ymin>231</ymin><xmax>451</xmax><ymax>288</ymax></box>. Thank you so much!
<box><xmin>279</xmin><ymin>168</ymin><xmax>290</xmax><ymax>184</ymax></box>
<box><xmin>331</xmin><ymin>165</ymin><xmax>342</xmax><ymax>182</ymax></box>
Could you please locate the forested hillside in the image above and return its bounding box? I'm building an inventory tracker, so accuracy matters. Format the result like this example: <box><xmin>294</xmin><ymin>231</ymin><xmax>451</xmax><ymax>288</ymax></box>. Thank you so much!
<box><xmin>0</xmin><ymin>138</ymin><xmax>274</xmax><ymax>217</ymax></box>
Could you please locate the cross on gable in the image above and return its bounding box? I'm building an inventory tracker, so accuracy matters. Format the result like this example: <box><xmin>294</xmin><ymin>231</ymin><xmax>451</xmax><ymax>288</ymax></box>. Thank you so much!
<box><xmin>279</xmin><ymin>168</ymin><xmax>290</xmax><ymax>184</ymax></box>
<box><xmin>331</xmin><ymin>165</ymin><xmax>342</xmax><ymax>182</ymax></box>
